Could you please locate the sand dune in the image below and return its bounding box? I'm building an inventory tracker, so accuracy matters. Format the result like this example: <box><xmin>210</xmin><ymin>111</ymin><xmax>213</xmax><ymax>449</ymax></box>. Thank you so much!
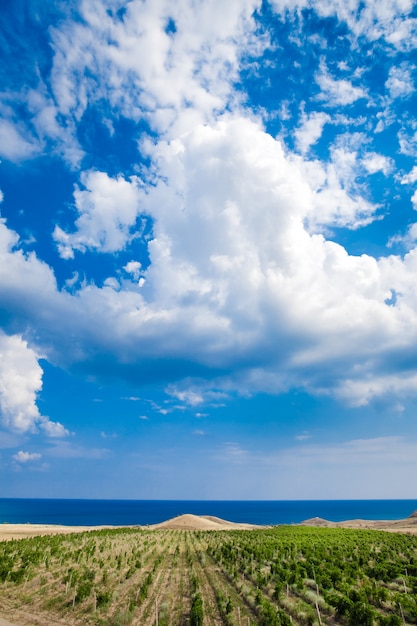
<box><xmin>149</xmin><ymin>513</ymin><xmax>262</xmax><ymax>530</ymax></box>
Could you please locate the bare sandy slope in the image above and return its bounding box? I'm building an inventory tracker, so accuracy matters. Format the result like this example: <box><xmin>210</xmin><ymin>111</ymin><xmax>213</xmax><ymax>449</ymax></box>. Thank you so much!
<box><xmin>0</xmin><ymin>523</ymin><xmax>113</xmax><ymax>541</ymax></box>
<box><xmin>300</xmin><ymin>511</ymin><xmax>417</xmax><ymax>535</ymax></box>
<box><xmin>149</xmin><ymin>513</ymin><xmax>263</xmax><ymax>530</ymax></box>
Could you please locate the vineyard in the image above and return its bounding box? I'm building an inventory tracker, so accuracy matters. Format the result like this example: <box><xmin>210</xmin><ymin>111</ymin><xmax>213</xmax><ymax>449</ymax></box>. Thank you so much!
<box><xmin>1</xmin><ymin>525</ymin><xmax>417</xmax><ymax>625</ymax></box>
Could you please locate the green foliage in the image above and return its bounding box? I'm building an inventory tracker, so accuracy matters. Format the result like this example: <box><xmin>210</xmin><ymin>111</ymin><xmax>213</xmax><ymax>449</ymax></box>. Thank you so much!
<box><xmin>75</xmin><ymin>569</ymin><xmax>95</xmax><ymax>602</ymax></box>
<box><xmin>190</xmin><ymin>592</ymin><xmax>203</xmax><ymax>626</ymax></box>
<box><xmin>1</xmin><ymin>524</ymin><xmax>417</xmax><ymax>625</ymax></box>
<box><xmin>379</xmin><ymin>615</ymin><xmax>402</xmax><ymax>626</ymax></box>
<box><xmin>95</xmin><ymin>588</ymin><xmax>112</xmax><ymax>608</ymax></box>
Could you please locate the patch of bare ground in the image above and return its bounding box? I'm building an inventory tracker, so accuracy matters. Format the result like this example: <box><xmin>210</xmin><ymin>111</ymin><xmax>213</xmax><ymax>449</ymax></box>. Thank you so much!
<box><xmin>300</xmin><ymin>511</ymin><xmax>417</xmax><ymax>535</ymax></box>
<box><xmin>0</xmin><ymin>525</ymin><xmax>114</xmax><ymax>542</ymax></box>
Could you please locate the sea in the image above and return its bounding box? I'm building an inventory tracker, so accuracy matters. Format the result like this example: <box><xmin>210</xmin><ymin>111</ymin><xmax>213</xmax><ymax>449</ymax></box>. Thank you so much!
<box><xmin>0</xmin><ymin>499</ymin><xmax>416</xmax><ymax>527</ymax></box>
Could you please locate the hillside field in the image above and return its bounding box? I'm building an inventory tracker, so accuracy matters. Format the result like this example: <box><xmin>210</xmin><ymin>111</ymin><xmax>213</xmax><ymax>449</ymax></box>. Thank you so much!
<box><xmin>1</xmin><ymin>523</ymin><xmax>417</xmax><ymax>625</ymax></box>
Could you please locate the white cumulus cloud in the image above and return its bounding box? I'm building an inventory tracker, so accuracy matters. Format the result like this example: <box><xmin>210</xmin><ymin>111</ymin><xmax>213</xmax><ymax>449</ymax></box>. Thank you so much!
<box><xmin>362</xmin><ymin>152</ymin><xmax>393</xmax><ymax>175</ymax></box>
<box><xmin>13</xmin><ymin>450</ymin><xmax>42</xmax><ymax>463</ymax></box>
<box><xmin>54</xmin><ymin>171</ymin><xmax>142</xmax><ymax>257</ymax></box>
<box><xmin>0</xmin><ymin>330</ymin><xmax>68</xmax><ymax>436</ymax></box>
<box><xmin>0</xmin><ymin>331</ymin><xmax>44</xmax><ymax>433</ymax></box>
<box><xmin>3</xmin><ymin>114</ymin><xmax>417</xmax><ymax>409</ymax></box>
<box><xmin>47</xmin><ymin>0</ymin><xmax>260</xmax><ymax>144</ymax></box>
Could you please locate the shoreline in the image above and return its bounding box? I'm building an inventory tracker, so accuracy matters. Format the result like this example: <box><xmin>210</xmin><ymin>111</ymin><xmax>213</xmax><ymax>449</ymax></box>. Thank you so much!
<box><xmin>1</xmin><ymin>511</ymin><xmax>417</xmax><ymax>540</ymax></box>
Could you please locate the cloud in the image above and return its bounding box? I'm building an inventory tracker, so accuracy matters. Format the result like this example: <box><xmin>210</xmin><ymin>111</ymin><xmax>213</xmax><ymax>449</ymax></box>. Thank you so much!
<box><xmin>1</xmin><ymin>0</ymin><xmax>415</xmax><ymax>177</ymax></box>
<box><xmin>218</xmin><ymin>442</ymin><xmax>249</xmax><ymax>464</ymax></box>
<box><xmin>385</xmin><ymin>64</ymin><xmax>415</xmax><ymax>99</ymax></box>
<box><xmin>13</xmin><ymin>450</ymin><xmax>42</xmax><ymax>463</ymax></box>
<box><xmin>124</xmin><ymin>261</ymin><xmax>143</xmax><ymax>282</ymax></box>
<box><xmin>0</xmin><ymin>333</ymin><xmax>43</xmax><ymax>432</ymax></box>
<box><xmin>167</xmin><ymin>388</ymin><xmax>205</xmax><ymax>406</ymax></box>
<box><xmin>0</xmin><ymin>330</ymin><xmax>67</xmax><ymax>435</ymax></box>
<box><xmin>46</xmin><ymin>441</ymin><xmax>111</xmax><ymax>459</ymax></box>
<box><xmin>398</xmin><ymin>128</ymin><xmax>417</xmax><ymax>157</ymax></box>
<box><xmin>45</xmin><ymin>0</ymin><xmax>261</xmax><ymax>145</ymax></box>
<box><xmin>0</xmin><ymin>0</ymin><xmax>263</xmax><ymax>169</ymax></box>
<box><xmin>273</xmin><ymin>436</ymin><xmax>417</xmax><ymax>470</ymax></box>
<box><xmin>53</xmin><ymin>171</ymin><xmax>143</xmax><ymax>257</ymax></box>
<box><xmin>295</xmin><ymin>433</ymin><xmax>312</xmax><ymax>441</ymax></box>
<box><xmin>362</xmin><ymin>152</ymin><xmax>393</xmax><ymax>175</ymax></box>
<box><xmin>0</xmin><ymin>118</ymin><xmax>39</xmax><ymax>161</ymax></box>
<box><xmin>334</xmin><ymin>370</ymin><xmax>417</xmax><ymax>407</ymax></box>
<box><xmin>39</xmin><ymin>418</ymin><xmax>70</xmax><ymax>438</ymax></box>
<box><xmin>270</xmin><ymin>0</ymin><xmax>417</xmax><ymax>49</ymax></box>
<box><xmin>213</xmin><ymin>435</ymin><xmax>417</xmax><ymax>498</ymax></box>
<box><xmin>401</xmin><ymin>166</ymin><xmax>417</xmax><ymax>185</ymax></box>
<box><xmin>387</xmin><ymin>222</ymin><xmax>417</xmax><ymax>250</ymax></box>
<box><xmin>316</xmin><ymin>66</ymin><xmax>367</xmax><ymax>106</ymax></box>
<box><xmin>0</xmin><ymin>0</ymin><xmax>417</xmax><ymax>416</ymax></box>
<box><xmin>3</xmin><ymin>114</ymin><xmax>417</xmax><ymax>409</ymax></box>
<box><xmin>294</xmin><ymin>111</ymin><xmax>330</xmax><ymax>154</ymax></box>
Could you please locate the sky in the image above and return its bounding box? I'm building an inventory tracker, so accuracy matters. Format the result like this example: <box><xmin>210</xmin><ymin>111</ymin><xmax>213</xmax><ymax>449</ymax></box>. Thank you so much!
<box><xmin>1</xmin><ymin>0</ymin><xmax>417</xmax><ymax>501</ymax></box>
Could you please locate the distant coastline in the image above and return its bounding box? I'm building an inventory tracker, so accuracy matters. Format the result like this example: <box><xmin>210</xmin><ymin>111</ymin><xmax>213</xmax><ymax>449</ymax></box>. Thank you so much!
<box><xmin>1</xmin><ymin>498</ymin><xmax>417</xmax><ymax>527</ymax></box>
<box><xmin>1</xmin><ymin>511</ymin><xmax>417</xmax><ymax>541</ymax></box>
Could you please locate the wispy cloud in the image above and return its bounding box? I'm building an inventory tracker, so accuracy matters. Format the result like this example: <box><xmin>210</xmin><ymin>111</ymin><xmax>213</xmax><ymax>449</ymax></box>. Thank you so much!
<box><xmin>46</xmin><ymin>441</ymin><xmax>111</xmax><ymax>460</ymax></box>
<box><xmin>295</xmin><ymin>433</ymin><xmax>312</xmax><ymax>441</ymax></box>
<box><xmin>100</xmin><ymin>431</ymin><xmax>118</xmax><ymax>439</ymax></box>
<box><xmin>217</xmin><ymin>442</ymin><xmax>249</xmax><ymax>464</ymax></box>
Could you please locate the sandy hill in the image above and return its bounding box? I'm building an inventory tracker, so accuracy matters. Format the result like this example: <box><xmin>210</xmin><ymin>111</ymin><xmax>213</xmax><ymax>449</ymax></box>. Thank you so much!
<box><xmin>301</xmin><ymin>514</ymin><xmax>417</xmax><ymax>534</ymax></box>
<box><xmin>300</xmin><ymin>517</ymin><xmax>331</xmax><ymax>527</ymax></box>
<box><xmin>150</xmin><ymin>513</ymin><xmax>262</xmax><ymax>530</ymax></box>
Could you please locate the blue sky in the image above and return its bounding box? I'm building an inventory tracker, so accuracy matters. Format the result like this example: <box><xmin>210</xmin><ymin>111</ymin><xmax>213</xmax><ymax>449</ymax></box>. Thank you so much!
<box><xmin>1</xmin><ymin>0</ymin><xmax>417</xmax><ymax>500</ymax></box>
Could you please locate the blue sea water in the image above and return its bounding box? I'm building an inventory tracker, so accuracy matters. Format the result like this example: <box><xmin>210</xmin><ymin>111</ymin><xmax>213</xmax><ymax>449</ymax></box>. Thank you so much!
<box><xmin>0</xmin><ymin>499</ymin><xmax>416</xmax><ymax>527</ymax></box>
